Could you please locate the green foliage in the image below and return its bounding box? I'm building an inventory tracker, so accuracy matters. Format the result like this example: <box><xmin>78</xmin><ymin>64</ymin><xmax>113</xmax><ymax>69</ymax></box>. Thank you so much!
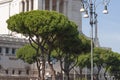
<box><xmin>7</xmin><ymin>10</ymin><xmax>86</xmax><ymax>57</ymax></box>
<box><xmin>94</xmin><ymin>48</ymin><xmax>120</xmax><ymax>79</ymax></box>
<box><xmin>7</xmin><ymin>10</ymin><xmax>83</xmax><ymax>62</ymax></box>
<box><xmin>79</xmin><ymin>34</ymin><xmax>91</xmax><ymax>53</ymax></box>
<box><xmin>93</xmin><ymin>48</ymin><xmax>107</xmax><ymax>65</ymax></box>
<box><xmin>78</xmin><ymin>53</ymin><xmax>90</xmax><ymax>68</ymax></box>
<box><xmin>75</xmin><ymin>78</ymin><xmax>87</xmax><ymax>80</ymax></box>
<box><xmin>7</xmin><ymin>10</ymin><xmax>88</xmax><ymax>80</ymax></box>
<box><xmin>77</xmin><ymin>47</ymin><xmax>119</xmax><ymax>69</ymax></box>
<box><xmin>7</xmin><ymin>10</ymin><xmax>93</xmax><ymax>80</ymax></box>
<box><xmin>54</xmin><ymin>21</ymin><xmax>80</xmax><ymax>54</ymax></box>
<box><xmin>7</xmin><ymin>12</ymin><xmax>28</xmax><ymax>34</ymax></box>
<box><xmin>16</xmin><ymin>44</ymin><xmax>40</xmax><ymax>64</ymax></box>
<box><xmin>7</xmin><ymin>10</ymin><xmax>70</xmax><ymax>36</ymax></box>
<box><xmin>106</xmin><ymin>52</ymin><xmax>120</xmax><ymax>79</ymax></box>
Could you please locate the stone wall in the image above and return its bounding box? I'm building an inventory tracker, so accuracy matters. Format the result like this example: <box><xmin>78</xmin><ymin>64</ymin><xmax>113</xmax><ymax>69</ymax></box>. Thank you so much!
<box><xmin>0</xmin><ymin>76</ymin><xmax>38</xmax><ymax>80</ymax></box>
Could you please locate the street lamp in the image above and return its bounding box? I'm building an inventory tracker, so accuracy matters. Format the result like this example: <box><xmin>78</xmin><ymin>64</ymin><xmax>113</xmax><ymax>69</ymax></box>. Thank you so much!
<box><xmin>80</xmin><ymin>0</ymin><xmax>110</xmax><ymax>80</ymax></box>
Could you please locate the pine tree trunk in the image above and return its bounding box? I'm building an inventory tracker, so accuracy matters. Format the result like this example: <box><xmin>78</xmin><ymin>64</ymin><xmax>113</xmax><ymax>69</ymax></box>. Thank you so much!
<box><xmin>104</xmin><ymin>69</ymin><xmax>108</xmax><ymax>80</ymax></box>
<box><xmin>48</xmin><ymin>62</ymin><xmax>56</xmax><ymax>80</ymax></box>
<box><xmin>36</xmin><ymin>60</ymin><xmax>41</xmax><ymax>80</ymax></box>
<box><xmin>96</xmin><ymin>66</ymin><xmax>101</xmax><ymax>80</ymax></box>
<box><xmin>80</xmin><ymin>68</ymin><xmax>82</xmax><ymax>80</ymax></box>
<box><xmin>67</xmin><ymin>72</ymin><xmax>70</xmax><ymax>80</ymax></box>
<box><xmin>41</xmin><ymin>57</ymin><xmax>45</xmax><ymax>80</ymax></box>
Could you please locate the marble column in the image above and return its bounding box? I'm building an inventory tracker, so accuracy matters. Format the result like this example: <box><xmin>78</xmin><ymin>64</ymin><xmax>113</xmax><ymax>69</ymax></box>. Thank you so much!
<box><xmin>24</xmin><ymin>0</ymin><xmax>26</xmax><ymax>11</ymax></box>
<box><xmin>29</xmin><ymin>0</ymin><xmax>31</xmax><ymax>11</ymax></box>
<box><xmin>42</xmin><ymin>0</ymin><xmax>45</xmax><ymax>10</ymax></box>
<box><xmin>63</xmin><ymin>0</ymin><xmax>68</xmax><ymax>16</ymax></box>
<box><xmin>49</xmin><ymin>0</ymin><xmax>53</xmax><ymax>11</ymax></box>
<box><xmin>56</xmin><ymin>0</ymin><xmax>59</xmax><ymax>12</ymax></box>
<box><xmin>20</xmin><ymin>0</ymin><xmax>25</xmax><ymax>12</ymax></box>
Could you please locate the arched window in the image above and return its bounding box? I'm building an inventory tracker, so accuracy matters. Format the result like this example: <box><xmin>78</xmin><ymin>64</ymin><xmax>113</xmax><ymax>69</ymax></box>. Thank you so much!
<box><xmin>59</xmin><ymin>0</ymin><xmax>64</xmax><ymax>13</ymax></box>
<box><xmin>5</xmin><ymin>70</ymin><xmax>8</xmax><ymax>74</ymax></box>
<box><xmin>12</xmin><ymin>70</ymin><xmax>15</xmax><ymax>74</ymax></box>
<box><xmin>26</xmin><ymin>69</ymin><xmax>29</xmax><ymax>75</ymax></box>
<box><xmin>26</xmin><ymin>0</ymin><xmax>29</xmax><ymax>11</ymax></box>
<box><xmin>21</xmin><ymin>1</ymin><xmax>25</xmax><ymax>12</ymax></box>
<box><xmin>45</xmin><ymin>0</ymin><xmax>49</xmax><ymax>10</ymax></box>
<box><xmin>18</xmin><ymin>70</ymin><xmax>21</xmax><ymax>75</ymax></box>
<box><xmin>31</xmin><ymin>0</ymin><xmax>34</xmax><ymax>10</ymax></box>
<box><xmin>0</xmin><ymin>47</ymin><xmax>2</xmax><ymax>53</ymax></box>
<box><xmin>52</xmin><ymin>0</ymin><xmax>57</xmax><ymax>11</ymax></box>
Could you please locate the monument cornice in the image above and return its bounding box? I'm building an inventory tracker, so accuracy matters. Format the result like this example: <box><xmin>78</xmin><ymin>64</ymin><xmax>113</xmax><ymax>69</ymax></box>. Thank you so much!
<box><xmin>0</xmin><ymin>0</ymin><xmax>13</xmax><ymax>4</ymax></box>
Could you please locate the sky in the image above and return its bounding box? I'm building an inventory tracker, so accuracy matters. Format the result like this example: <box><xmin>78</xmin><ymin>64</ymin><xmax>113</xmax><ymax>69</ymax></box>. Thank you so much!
<box><xmin>82</xmin><ymin>0</ymin><xmax>120</xmax><ymax>53</ymax></box>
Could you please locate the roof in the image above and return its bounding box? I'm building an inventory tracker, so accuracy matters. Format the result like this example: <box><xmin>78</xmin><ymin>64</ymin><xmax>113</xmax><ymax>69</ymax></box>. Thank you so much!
<box><xmin>0</xmin><ymin>34</ymin><xmax>28</xmax><ymax>43</ymax></box>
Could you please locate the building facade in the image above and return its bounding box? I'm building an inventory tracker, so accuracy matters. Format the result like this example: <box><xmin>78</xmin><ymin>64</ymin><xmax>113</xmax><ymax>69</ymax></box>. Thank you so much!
<box><xmin>0</xmin><ymin>0</ymin><xmax>112</xmax><ymax>80</ymax></box>
<box><xmin>0</xmin><ymin>0</ymin><xmax>82</xmax><ymax>35</ymax></box>
<box><xmin>0</xmin><ymin>0</ymin><xmax>83</xmax><ymax>79</ymax></box>
<box><xmin>0</xmin><ymin>34</ymin><xmax>31</xmax><ymax>77</ymax></box>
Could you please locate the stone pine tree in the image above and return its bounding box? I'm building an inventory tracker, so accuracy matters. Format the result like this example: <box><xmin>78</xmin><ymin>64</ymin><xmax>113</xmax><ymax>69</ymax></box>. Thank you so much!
<box><xmin>7</xmin><ymin>10</ymin><xmax>83</xmax><ymax>80</ymax></box>
<box><xmin>102</xmin><ymin>50</ymin><xmax>120</xmax><ymax>80</ymax></box>
<box><xmin>51</xmin><ymin>33</ymin><xmax>91</xmax><ymax>80</ymax></box>
<box><xmin>108</xmin><ymin>52</ymin><xmax>120</xmax><ymax>80</ymax></box>
<box><xmin>77</xmin><ymin>47</ymin><xmax>120</xmax><ymax>80</ymax></box>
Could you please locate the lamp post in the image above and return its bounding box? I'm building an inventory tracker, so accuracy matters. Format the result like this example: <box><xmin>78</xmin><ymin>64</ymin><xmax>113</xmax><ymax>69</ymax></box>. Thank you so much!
<box><xmin>80</xmin><ymin>0</ymin><xmax>110</xmax><ymax>80</ymax></box>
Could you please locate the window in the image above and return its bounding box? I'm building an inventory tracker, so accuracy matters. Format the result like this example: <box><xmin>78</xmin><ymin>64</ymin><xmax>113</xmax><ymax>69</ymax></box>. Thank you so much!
<box><xmin>59</xmin><ymin>0</ymin><xmax>64</xmax><ymax>13</ymax></box>
<box><xmin>12</xmin><ymin>70</ymin><xmax>15</xmax><ymax>74</ymax></box>
<box><xmin>0</xmin><ymin>47</ymin><xmax>2</xmax><ymax>53</ymax></box>
<box><xmin>5</xmin><ymin>47</ymin><xmax>9</xmax><ymax>54</ymax></box>
<box><xmin>12</xmin><ymin>48</ymin><xmax>16</xmax><ymax>55</ymax></box>
<box><xmin>26</xmin><ymin>69</ymin><xmax>29</xmax><ymax>75</ymax></box>
<box><xmin>5</xmin><ymin>70</ymin><xmax>8</xmax><ymax>74</ymax></box>
<box><xmin>18</xmin><ymin>70</ymin><xmax>21</xmax><ymax>75</ymax></box>
<box><xmin>21</xmin><ymin>0</ymin><xmax>34</xmax><ymax>12</ymax></box>
<box><xmin>45</xmin><ymin>0</ymin><xmax>50</xmax><ymax>10</ymax></box>
<box><xmin>26</xmin><ymin>0</ymin><xmax>29</xmax><ymax>11</ymax></box>
<box><xmin>44</xmin><ymin>0</ymin><xmax>64</xmax><ymax>12</ymax></box>
<box><xmin>21</xmin><ymin>1</ymin><xmax>25</xmax><ymax>12</ymax></box>
<box><xmin>31</xmin><ymin>0</ymin><xmax>34</xmax><ymax>10</ymax></box>
<box><xmin>52</xmin><ymin>0</ymin><xmax>57</xmax><ymax>11</ymax></box>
